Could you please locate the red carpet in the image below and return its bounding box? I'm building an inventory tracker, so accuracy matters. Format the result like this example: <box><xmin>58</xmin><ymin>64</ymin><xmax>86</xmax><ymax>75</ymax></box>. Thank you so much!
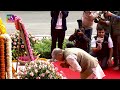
<box><xmin>53</xmin><ymin>61</ymin><xmax>120</xmax><ymax>79</ymax></box>
<box><xmin>103</xmin><ymin>67</ymin><xmax>120</xmax><ymax>79</ymax></box>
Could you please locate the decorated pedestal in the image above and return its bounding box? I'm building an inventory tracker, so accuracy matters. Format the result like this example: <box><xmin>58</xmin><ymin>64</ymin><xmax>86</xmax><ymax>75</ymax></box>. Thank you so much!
<box><xmin>18</xmin><ymin>55</ymin><xmax>39</xmax><ymax>65</ymax></box>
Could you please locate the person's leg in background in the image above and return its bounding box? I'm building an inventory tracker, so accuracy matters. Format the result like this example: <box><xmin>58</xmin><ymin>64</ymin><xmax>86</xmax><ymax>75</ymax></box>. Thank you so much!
<box><xmin>51</xmin><ymin>30</ymin><xmax>58</xmax><ymax>53</ymax></box>
<box><xmin>112</xmin><ymin>36</ymin><xmax>119</xmax><ymax>67</ymax></box>
<box><xmin>89</xmin><ymin>50</ymin><xmax>97</xmax><ymax>57</ymax></box>
<box><xmin>84</xmin><ymin>28</ymin><xmax>93</xmax><ymax>53</ymax></box>
<box><xmin>77</xmin><ymin>19</ymin><xmax>82</xmax><ymax>29</ymax></box>
<box><xmin>58</xmin><ymin>30</ymin><xmax>65</xmax><ymax>49</ymax></box>
<box><xmin>118</xmin><ymin>36</ymin><xmax>120</xmax><ymax>69</ymax></box>
<box><xmin>101</xmin><ymin>57</ymin><xmax>109</xmax><ymax>69</ymax></box>
<box><xmin>113</xmin><ymin>36</ymin><xmax>120</xmax><ymax>70</ymax></box>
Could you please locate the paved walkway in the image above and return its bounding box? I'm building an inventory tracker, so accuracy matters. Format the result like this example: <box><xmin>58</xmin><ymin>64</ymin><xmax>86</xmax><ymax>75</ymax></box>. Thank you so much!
<box><xmin>0</xmin><ymin>11</ymin><xmax>97</xmax><ymax>39</ymax></box>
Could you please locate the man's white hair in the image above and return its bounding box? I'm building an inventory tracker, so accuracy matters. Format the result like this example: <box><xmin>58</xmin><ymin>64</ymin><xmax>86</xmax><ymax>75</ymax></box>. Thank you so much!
<box><xmin>51</xmin><ymin>48</ymin><xmax>62</xmax><ymax>60</ymax></box>
<box><xmin>52</xmin><ymin>48</ymin><xmax>62</xmax><ymax>55</ymax></box>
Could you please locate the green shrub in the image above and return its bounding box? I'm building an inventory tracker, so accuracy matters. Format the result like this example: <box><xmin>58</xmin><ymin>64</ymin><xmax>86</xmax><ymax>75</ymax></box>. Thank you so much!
<box><xmin>11</xmin><ymin>32</ymin><xmax>69</xmax><ymax>59</ymax></box>
<box><xmin>32</xmin><ymin>38</ymin><xmax>69</xmax><ymax>59</ymax></box>
<box><xmin>32</xmin><ymin>37</ymin><xmax>52</xmax><ymax>59</ymax></box>
<box><xmin>10</xmin><ymin>31</ymin><xmax>36</xmax><ymax>60</ymax></box>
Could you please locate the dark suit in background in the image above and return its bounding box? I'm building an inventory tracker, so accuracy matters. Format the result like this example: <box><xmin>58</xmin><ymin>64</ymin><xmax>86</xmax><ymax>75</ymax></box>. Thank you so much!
<box><xmin>50</xmin><ymin>11</ymin><xmax>69</xmax><ymax>53</ymax></box>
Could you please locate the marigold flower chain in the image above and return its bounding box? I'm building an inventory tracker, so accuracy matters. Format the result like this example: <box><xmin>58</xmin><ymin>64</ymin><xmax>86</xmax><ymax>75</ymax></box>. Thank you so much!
<box><xmin>2</xmin><ymin>34</ymin><xmax>12</xmax><ymax>79</ymax></box>
<box><xmin>0</xmin><ymin>36</ymin><xmax>6</xmax><ymax>79</ymax></box>
<box><xmin>0</xmin><ymin>18</ymin><xmax>13</xmax><ymax>79</ymax></box>
<box><xmin>0</xmin><ymin>34</ymin><xmax>12</xmax><ymax>79</ymax></box>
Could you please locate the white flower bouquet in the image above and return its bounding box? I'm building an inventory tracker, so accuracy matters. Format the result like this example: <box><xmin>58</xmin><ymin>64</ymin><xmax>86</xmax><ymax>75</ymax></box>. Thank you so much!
<box><xmin>17</xmin><ymin>60</ymin><xmax>67</xmax><ymax>79</ymax></box>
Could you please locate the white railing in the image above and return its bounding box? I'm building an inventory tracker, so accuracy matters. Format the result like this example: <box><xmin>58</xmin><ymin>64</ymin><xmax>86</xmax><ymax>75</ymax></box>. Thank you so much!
<box><xmin>31</xmin><ymin>34</ymin><xmax>96</xmax><ymax>40</ymax></box>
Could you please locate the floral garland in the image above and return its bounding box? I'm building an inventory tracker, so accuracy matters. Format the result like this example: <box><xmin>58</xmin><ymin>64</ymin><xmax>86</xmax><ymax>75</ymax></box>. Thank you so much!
<box><xmin>0</xmin><ymin>18</ymin><xmax>13</xmax><ymax>79</ymax></box>
<box><xmin>1</xmin><ymin>34</ymin><xmax>12</xmax><ymax>79</ymax></box>
<box><xmin>14</xmin><ymin>16</ymin><xmax>34</xmax><ymax>61</ymax></box>
<box><xmin>0</xmin><ymin>35</ymin><xmax>6</xmax><ymax>79</ymax></box>
<box><xmin>20</xmin><ymin>23</ymin><xmax>34</xmax><ymax>61</ymax></box>
<box><xmin>0</xmin><ymin>18</ymin><xmax>7</xmax><ymax>79</ymax></box>
<box><xmin>10</xmin><ymin>31</ymin><xmax>39</xmax><ymax>60</ymax></box>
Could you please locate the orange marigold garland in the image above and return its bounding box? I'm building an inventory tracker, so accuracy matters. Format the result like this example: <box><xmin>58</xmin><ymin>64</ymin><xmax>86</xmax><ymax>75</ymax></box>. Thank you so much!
<box><xmin>2</xmin><ymin>34</ymin><xmax>12</xmax><ymax>79</ymax></box>
<box><xmin>0</xmin><ymin>18</ymin><xmax>13</xmax><ymax>79</ymax></box>
<box><xmin>0</xmin><ymin>35</ymin><xmax>6</xmax><ymax>79</ymax></box>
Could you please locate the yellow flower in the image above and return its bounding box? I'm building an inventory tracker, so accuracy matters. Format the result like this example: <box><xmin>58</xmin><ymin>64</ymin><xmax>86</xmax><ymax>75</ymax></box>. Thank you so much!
<box><xmin>0</xmin><ymin>18</ymin><xmax>3</xmax><ymax>24</ymax></box>
<box><xmin>0</xmin><ymin>18</ymin><xmax>7</xmax><ymax>34</ymax></box>
<box><xmin>39</xmin><ymin>58</ymin><xmax>47</xmax><ymax>61</ymax></box>
<box><xmin>12</xmin><ymin>60</ymin><xmax>17</xmax><ymax>62</ymax></box>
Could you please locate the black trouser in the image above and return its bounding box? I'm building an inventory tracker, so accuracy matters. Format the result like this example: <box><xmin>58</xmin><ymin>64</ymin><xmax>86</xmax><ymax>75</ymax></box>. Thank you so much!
<box><xmin>77</xmin><ymin>20</ymin><xmax>91</xmax><ymax>53</ymax></box>
<box><xmin>84</xmin><ymin>28</ymin><xmax>92</xmax><ymax>53</ymax></box>
<box><xmin>111</xmin><ymin>35</ymin><xmax>120</xmax><ymax>67</ymax></box>
<box><xmin>51</xmin><ymin>29</ymin><xmax>65</xmax><ymax>53</ymax></box>
<box><xmin>90</xmin><ymin>51</ymin><xmax>109</xmax><ymax>69</ymax></box>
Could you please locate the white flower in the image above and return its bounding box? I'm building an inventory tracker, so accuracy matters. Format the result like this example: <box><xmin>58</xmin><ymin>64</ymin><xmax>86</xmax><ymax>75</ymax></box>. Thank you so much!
<box><xmin>55</xmin><ymin>67</ymin><xmax>58</xmax><ymax>71</ymax></box>
<box><xmin>36</xmin><ymin>76</ymin><xmax>41</xmax><ymax>79</ymax></box>
<box><xmin>45</xmin><ymin>70</ymin><xmax>50</xmax><ymax>74</ymax></box>
<box><xmin>63</xmin><ymin>77</ymin><xmax>67</xmax><ymax>79</ymax></box>
<box><xmin>27</xmin><ymin>66</ymin><xmax>31</xmax><ymax>70</ymax></box>
<box><xmin>49</xmin><ymin>74</ymin><xmax>53</xmax><ymax>79</ymax></box>
<box><xmin>24</xmin><ymin>70</ymin><xmax>27</xmax><ymax>75</ymax></box>
<box><xmin>40</xmin><ymin>73</ymin><xmax>45</xmax><ymax>77</ymax></box>
<box><xmin>60</xmin><ymin>71</ymin><xmax>63</xmax><ymax>74</ymax></box>
<box><xmin>30</xmin><ymin>61</ymin><xmax>35</xmax><ymax>65</ymax></box>
<box><xmin>39</xmin><ymin>65</ymin><xmax>42</xmax><ymax>69</ymax></box>
<box><xmin>17</xmin><ymin>60</ymin><xmax>66</xmax><ymax>79</ymax></box>
<box><xmin>30</xmin><ymin>72</ymin><xmax>34</xmax><ymax>77</ymax></box>
<box><xmin>34</xmin><ymin>63</ymin><xmax>38</xmax><ymax>67</ymax></box>
<box><xmin>35</xmin><ymin>69</ymin><xmax>38</xmax><ymax>73</ymax></box>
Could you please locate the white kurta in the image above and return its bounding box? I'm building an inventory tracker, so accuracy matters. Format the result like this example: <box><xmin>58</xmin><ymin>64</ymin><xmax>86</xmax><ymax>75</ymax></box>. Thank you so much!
<box><xmin>66</xmin><ymin>54</ymin><xmax>105</xmax><ymax>79</ymax></box>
